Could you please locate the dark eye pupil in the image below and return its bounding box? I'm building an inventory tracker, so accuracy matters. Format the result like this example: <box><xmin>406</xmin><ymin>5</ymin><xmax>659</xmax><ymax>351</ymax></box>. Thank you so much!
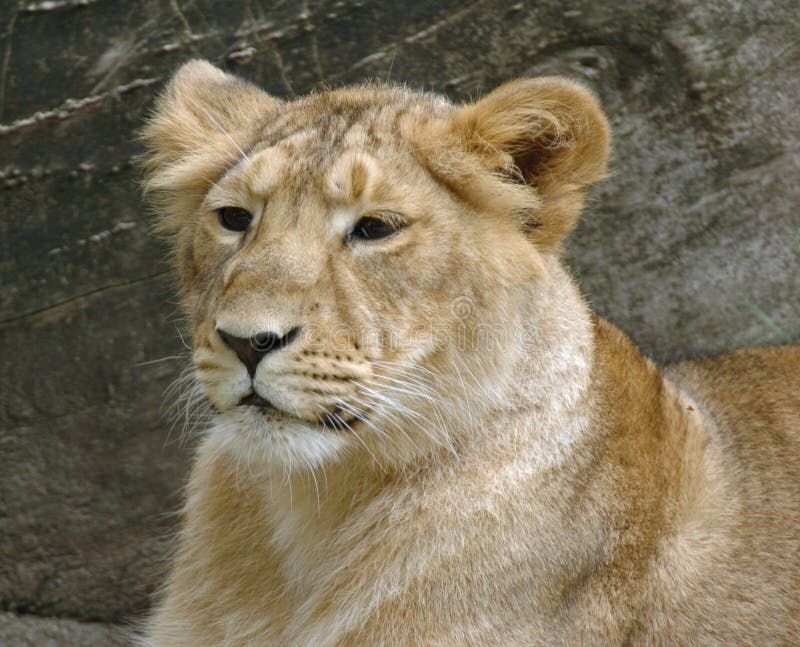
<box><xmin>218</xmin><ymin>207</ymin><xmax>252</xmax><ymax>232</ymax></box>
<box><xmin>351</xmin><ymin>216</ymin><xmax>397</xmax><ymax>241</ymax></box>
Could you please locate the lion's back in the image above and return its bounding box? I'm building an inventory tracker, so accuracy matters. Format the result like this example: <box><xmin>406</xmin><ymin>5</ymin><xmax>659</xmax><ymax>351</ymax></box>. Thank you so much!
<box><xmin>669</xmin><ymin>345</ymin><xmax>800</xmax><ymax>453</ymax></box>
<box><xmin>661</xmin><ymin>346</ymin><xmax>800</xmax><ymax>644</ymax></box>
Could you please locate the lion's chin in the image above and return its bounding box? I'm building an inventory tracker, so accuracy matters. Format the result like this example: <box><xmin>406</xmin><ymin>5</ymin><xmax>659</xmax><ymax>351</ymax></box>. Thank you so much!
<box><xmin>209</xmin><ymin>404</ymin><xmax>351</xmax><ymax>472</ymax></box>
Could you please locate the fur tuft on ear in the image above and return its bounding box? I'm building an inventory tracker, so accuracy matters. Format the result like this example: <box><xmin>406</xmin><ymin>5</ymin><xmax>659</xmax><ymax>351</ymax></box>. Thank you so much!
<box><xmin>139</xmin><ymin>60</ymin><xmax>279</xmax><ymax>233</ymax></box>
<box><xmin>451</xmin><ymin>77</ymin><xmax>610</xmax><ymax>250</ymax></box>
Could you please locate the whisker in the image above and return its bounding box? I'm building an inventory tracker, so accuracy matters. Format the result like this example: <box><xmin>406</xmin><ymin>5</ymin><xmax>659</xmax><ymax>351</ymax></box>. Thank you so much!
<box><xmin>185</xmin><ymin>95</ymin><xmax>252</xmax><ymax>164</ymax></box>
<box><xmin>355</xmin><ymin>386</ymin><xmax>434</xmax><ymax>456</ymax></box>
<box><xmin>365</xmin><ymin>362</ymin><xmax>460</xmax><ymax>459</ymax></box>
<box><xmin>175</xmin><ymin>326</ymin><xmax>191</xmax><ymax>351</ymax></box>
<box><xmin>371</xmin><ymin>358</ymin><xmax>438</xmax><ymax>378</ymax></box>
<box><xmin>451</xmin><ymin>359</ymin><xmax>477</xmax><ymax>429</ymax></box>
<box><xmin>370</xmin><ymin>370</ymin><xmax>439</xmax><ymax>398</ymax></box>
<box><xmin>330</xmin><ymin>399</ymin><xmax>385</xmax><ymax>468</ymax></box>
<box><xmin>453</xmin><ymin>355</ymin><xmax>497</xmax><ymax>403</ymax></box>
<box><xmin>384</xmin><ymin>46</ymin><xmax>399</xmax><ymax>83</ymax></box>
<box><xmin>134</xmin><ymin>354</ymin><xmax>185</xmax><ymax>367</ymax></box>
<box><xmin>302</xmin><ymin>453</ymin><xmax>321</xmax><ymax>513</ymax></box>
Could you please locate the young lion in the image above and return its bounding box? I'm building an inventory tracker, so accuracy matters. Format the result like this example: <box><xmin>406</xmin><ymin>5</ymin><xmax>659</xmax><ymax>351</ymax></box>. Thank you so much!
<box><xmin>139</xmin><ymin>60</ymin><xmax>800</xmax><ymax>646</ymax></box>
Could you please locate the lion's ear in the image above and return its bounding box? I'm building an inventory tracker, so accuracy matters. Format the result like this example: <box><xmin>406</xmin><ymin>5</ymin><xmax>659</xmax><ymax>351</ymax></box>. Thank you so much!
<box><xmin>139</xmin><ymin>60</ymin><xmax>279</xmax><ymax>231</ymax></box>
<box><xmin>452</xmin><ymin>77</ymin><xmax>610</xmax><ymax>249</ymax></box>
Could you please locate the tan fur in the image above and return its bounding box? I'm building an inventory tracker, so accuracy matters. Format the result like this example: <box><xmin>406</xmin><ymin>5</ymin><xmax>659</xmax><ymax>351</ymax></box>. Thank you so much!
<box><xmin>138</xmin><ymin>60</ymin><xmax>800</xmax><ymax>646</ymax></box>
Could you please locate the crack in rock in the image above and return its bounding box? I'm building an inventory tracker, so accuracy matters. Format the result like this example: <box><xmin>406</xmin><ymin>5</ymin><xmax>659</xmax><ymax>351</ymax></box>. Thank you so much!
<box><xmin>0</xmin><ymin>77</ymin><xmax>158</xmax><ymax>136</ymax></box>
<box><xmin>48</xmin><ymin>221</ymin><xmax>138</xmax><ymax>256</ymax></box>
<box><xmin>23</xmin><ymin>0</ymin><xmax>96</xmax><ymax>13</ymax></box>
<box><xmin>0</xmin><ymin>270</ymin><xmax>169</xmax><ymax>327</ymax></box>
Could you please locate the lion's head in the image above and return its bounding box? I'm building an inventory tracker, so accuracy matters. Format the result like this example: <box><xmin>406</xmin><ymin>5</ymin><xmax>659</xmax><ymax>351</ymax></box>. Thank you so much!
<box><xmin>140</xmin><ymin>61</ymin><xmax>609</xmax><ymax>470</ymax></box>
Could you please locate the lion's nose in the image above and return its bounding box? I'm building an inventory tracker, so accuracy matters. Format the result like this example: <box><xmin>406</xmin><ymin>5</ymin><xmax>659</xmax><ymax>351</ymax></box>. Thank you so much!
<box><xmin>217</xmin><ymin>326</ymin><xmax>301</xmax><ymax>377</ymax></box>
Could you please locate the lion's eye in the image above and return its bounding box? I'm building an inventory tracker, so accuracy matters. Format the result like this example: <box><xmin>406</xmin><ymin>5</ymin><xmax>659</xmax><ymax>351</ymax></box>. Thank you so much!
<box><xmin>217</xmin><ymin>207</ymin><xmax>253</xmax><ymax>232</ymax></box>
<box><xmin>348</xmin><ymin>215</ymin><xmax>403</xmax><ymax>242</ymax></box>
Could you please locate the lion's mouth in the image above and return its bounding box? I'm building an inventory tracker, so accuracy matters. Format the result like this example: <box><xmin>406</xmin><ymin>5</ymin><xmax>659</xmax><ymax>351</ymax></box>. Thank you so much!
<box><xmin>236</xmin><ymin>391</ymin><xmax>367</xmax><ymax>431</ymax></box>
<box><xmin>239</xmin><ymin>392</ymin><xmax>273</xmax><ymax>409</ymax></box>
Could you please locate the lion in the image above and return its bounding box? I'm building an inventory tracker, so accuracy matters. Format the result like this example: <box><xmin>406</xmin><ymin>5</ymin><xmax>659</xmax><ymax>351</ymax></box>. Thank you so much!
<box><xmin>138</xmin><ymin>60</ymin><xmax>800</xmax><ymax>646</ymax></box>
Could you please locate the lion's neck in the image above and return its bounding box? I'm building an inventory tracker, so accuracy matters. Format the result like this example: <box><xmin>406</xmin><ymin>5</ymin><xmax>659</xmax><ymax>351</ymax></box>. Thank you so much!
<box><xmin>499</xmin><ymin>257</ymin><xmax>596</xmax><ymax>470</ymax></box>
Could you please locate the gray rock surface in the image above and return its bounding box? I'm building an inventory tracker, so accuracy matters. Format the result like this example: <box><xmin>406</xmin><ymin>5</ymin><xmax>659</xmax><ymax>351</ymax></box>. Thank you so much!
<box><xmin>0</xmin><ymin>611</ymin><xmax>126</xmax><ymax>646</ymax></box>
<box><xmin>1</xmin><ymin>0</ymin><xmax>798</xmax><ymax>642</ymax></box>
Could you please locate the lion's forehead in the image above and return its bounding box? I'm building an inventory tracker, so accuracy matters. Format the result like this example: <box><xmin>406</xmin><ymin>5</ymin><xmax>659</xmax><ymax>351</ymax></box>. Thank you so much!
<box><xmin>235</xmin><ymin>95</ymin><xmax>453</xmax><ymax>207</ymax></box>
<box><xmin>246</xmin><ymin>87</ymin><xmax>452</xmax><ymax>172</ymax></box>
<box><xmin>241</xmin><ymin>145</ymin><xmax>397</xmax><ymax>208</ymax></box>
<box><xmin>260</xmin><ymin>84</ymin><xmax>453</xmax><ymax>144</ymax></box>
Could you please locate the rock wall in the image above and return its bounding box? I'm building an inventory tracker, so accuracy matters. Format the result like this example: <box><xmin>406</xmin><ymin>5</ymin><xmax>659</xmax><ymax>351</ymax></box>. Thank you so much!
<box><xmin>1</xmin><ymin>0</ymin><xmax>798</xmax><ymax>642</ymax></box>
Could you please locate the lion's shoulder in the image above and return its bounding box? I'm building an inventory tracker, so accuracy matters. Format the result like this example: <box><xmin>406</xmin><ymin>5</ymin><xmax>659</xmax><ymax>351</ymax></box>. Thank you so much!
<box><xmin>666</xmin><ymin>345</ymin><xmax>800</xmax><ymax>490</ymax></box>
<box><xmin>668</xmin><ymin>345</ymin><xmax>800</xmax><ymax>436</ymax></box>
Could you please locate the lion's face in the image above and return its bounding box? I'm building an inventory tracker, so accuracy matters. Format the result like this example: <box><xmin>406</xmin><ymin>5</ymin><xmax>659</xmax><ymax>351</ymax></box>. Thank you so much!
<box><xmin>141</xmin><ymin>62</ymin><xmax>609</xmax><ymax>468</ymax></box>
<box><xmin>179</xmin><ymin>92</ymin><xmax>541</xmax><ymax>466</ymax></box>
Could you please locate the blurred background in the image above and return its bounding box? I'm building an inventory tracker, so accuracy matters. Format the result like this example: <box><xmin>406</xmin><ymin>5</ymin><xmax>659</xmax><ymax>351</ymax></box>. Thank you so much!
<box><xmin>1</xmin><ymin>0</ymin><xmax>798</xmax><ymax>643</ymax></box>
